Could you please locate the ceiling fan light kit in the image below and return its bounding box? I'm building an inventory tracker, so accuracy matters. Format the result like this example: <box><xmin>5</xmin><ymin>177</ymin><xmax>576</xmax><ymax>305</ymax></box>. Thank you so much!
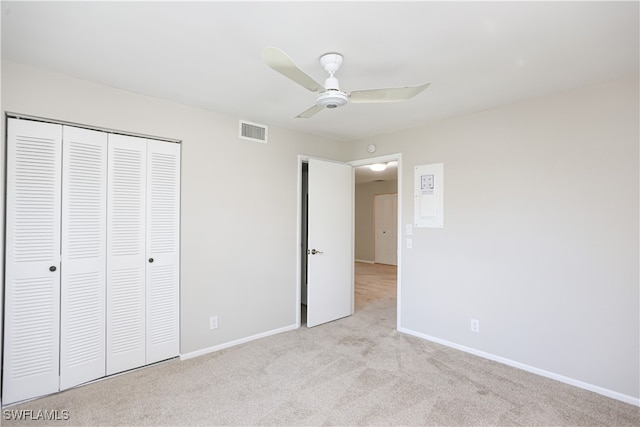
<box><xmin>263</xmin><ymin>46</ymin><xmax>430</xmax><ymax>119</ymax></box>
<box><xmin>316</xmin><ymin>90</ymin><xmax>348</xmax><ymax>109</ymax></box>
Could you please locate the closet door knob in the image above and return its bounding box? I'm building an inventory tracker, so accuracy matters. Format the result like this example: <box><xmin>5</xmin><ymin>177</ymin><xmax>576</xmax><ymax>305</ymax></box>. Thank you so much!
<box><xmin>148</xmin><ymin>258</ymin><xmax>154</xmax><ymax>263</ymax></box>
<box><xmin>49</xmin><ymin>266</ymin><xmax>57</xmax><ymax>272</ymax></box>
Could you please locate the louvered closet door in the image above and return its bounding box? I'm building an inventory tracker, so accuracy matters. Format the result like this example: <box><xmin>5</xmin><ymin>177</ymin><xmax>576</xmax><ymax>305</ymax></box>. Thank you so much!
<box><xmin>60</xmin><ymin>126</ymin><xmax>107</xmax><ymax>390</ymax></box>
<box><xmin>106</xmin><ymin>134</ymin><xmax>147</xmax><ymax>375</ymax></box>
<box><xmin>3</xmin><ymin>119</ymin><xmax>62</xmax><ymax>405</ymax></box>
<box><xmin>146</xmin><ymin>140</ymin><xmax>180</xmax><ymax>364</ymax></box>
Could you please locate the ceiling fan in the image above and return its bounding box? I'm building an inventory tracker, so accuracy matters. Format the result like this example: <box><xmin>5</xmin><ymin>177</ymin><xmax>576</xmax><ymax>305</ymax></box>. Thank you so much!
<box><xmin>262</xmin><ymin>47</ymin><xmax>430</xmax><ymax>118</ymax></box>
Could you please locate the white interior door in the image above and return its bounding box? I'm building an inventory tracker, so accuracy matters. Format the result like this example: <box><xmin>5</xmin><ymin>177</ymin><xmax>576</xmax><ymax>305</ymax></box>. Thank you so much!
<box><xmin>106</xmin><ymin>134</ymin><xmax>147</xmax><ymax>375</ymax></box>
<box><xmin>60</xmin><ymin>126</ymin><xmax>108</xmax><ymax>390</ymax></box>
<box><xmin>145</xmin><ymin>140</ymin><xmax>180</xmax><ymax>364</ymax></box>
<box><xmin>3</xmin><ymin>119</ymin><xmax>62</xmax><ymax>404</ymax></box>
<box><xmin>374</xmin><ymin>193</ymin><xmax>398</xmax><ymax>265</ymax></box>
<box><xmin>306</xmin><ymin>159</ymin><xmax>353</xmax><ymax>328</ymax></box>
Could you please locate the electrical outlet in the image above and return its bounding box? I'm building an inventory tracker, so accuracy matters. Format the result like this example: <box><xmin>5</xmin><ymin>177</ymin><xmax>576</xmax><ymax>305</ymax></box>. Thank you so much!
<box><xmin>209</xmin><ymin>316</ymin><xmax>218</xmax><ymax>330</ymax></box>
<box><xmin>470</xmin><ymin>318</ymin><xmax>480</xmax><ymax>333</ymax></box>
<box><xmin>406</xmin><ymin>238</ymin><xmax>412</xmax><ymax>249</ymax></box>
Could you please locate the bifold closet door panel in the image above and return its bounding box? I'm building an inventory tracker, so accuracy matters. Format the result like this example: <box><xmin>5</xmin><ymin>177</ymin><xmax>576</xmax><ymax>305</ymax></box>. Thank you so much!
<box><xmin>146</xmin><ymin>140</ymin><xmax>180</xmax><ymax>364</ymax></box>
<box><xmin>106</xmin><ymin>134</ymin><xmax>147</xmax><ymax>375</ymax></box>
<box><xmin>60</xmin><ymin>126</ymin><xmax>108</xmax><ymax>390</ymax></box>
<box><xmin>3</xmin><ymin>119</ymin><xmax>62</xmax><ymax>405</ymax></box>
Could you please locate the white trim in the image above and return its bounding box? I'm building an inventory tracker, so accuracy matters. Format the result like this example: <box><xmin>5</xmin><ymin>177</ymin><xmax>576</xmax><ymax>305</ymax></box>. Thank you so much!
<box><xmin>396</xmin><ymin>158</ymin><xmax>402</xmax><ymax>331</ymax></box>
<box><xmin>398</xmin><ymin>327</ymin><xmax>640</xmax><ymax>407</ymax></box>
<box><xmin>180</xmin><ymin>324</ymin><xmax>298</xmax><ymax>361</ymax></box>
<box><xmin>6</xmin><ymin>112</ymin><xmax>181</xmax><ymax>144</ymax></box>
<box><xmin>355</xmin><ymin>259</ymin><xmax>375</xmax><ymax>264</ymax></box>
<box><xmin>350</xmin><ymin>166</ymin><xmax>356</xmax><ymax>315</ymax></box>
<box><xmin>349</xmin><ymin>153</ymin><xmax>401</xmax><ymax>167</ymax></box>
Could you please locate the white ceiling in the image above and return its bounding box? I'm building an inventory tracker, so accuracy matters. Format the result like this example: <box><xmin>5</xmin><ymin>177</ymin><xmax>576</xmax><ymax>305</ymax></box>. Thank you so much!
<box><xmin>1</xmin><ymin>1</ymin><xmax>638</xmax><ymax>143</ymax></box>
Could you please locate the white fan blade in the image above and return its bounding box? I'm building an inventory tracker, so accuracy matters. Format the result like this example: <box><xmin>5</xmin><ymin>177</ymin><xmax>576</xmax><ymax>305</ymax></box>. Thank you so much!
<box><xmin>349</xmin><ymin>83</ymin><xmax>431</xmax><ymax>103</ymax></box>
<box><xmin>296</xmin><ymin>105</ymin><xmax>324</xmax><ymax>119</ymax></box>
<box><xmin>263</xmin><ymin>47</ymin><xmax>324</xmax><ymax>92</ymax></box>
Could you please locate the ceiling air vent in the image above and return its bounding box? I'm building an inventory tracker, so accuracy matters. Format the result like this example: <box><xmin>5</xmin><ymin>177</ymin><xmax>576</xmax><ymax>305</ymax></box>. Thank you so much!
<box><xmin>239</xmin><ymin>120</ymin><xmax>268</xmax><ymax>143</ymax></box>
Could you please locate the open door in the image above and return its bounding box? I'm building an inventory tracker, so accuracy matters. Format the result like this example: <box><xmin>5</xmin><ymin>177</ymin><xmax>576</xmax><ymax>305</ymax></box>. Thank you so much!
<box><xmin>306</xmin><ymin>159</ymin><xmax>353</xmax><ymax>327</ymax></box>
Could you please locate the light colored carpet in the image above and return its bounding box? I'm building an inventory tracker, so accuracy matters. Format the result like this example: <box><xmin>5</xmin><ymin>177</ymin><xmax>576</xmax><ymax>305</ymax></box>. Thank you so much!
<box><xmin>3</xmin><ymin>262</ymin><xmax>639</xmax><ymax>426</ymax></box>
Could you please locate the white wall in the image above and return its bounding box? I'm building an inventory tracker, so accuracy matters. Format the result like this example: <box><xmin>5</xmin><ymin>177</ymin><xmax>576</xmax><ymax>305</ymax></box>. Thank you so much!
<box><xmin>0</xmin><ymin>61</ymin><xmax>347</xmax><ymax>356</ymax></box>
<box><xmin>349</xmin><ymin>75</ymin><xmax>639</xmax><ymax>402</ymax></box>
<box><xmin>2</xmin><ymin>60</ymin><xmax>638</xmax><ymax>404</ymax></box>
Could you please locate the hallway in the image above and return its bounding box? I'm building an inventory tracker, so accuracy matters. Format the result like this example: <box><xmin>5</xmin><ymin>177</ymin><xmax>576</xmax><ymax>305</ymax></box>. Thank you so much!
<box><xmin>354</xmin><ymin>261</ymin><xmax>396</xmax><ymax>312</ymax></box>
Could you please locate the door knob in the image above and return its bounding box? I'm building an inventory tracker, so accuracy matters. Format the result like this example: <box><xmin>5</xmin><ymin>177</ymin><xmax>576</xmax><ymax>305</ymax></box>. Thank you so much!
<box><xmin>310</xmin><ymin>249</ymin><xmax>323</xmax><ymax>255</ymax></box>
<box><xmin>148</xmin><ymin>258</ymin><xmax>154</xmax><ymax>263</ymax></box>
<box><xmin>49</xmin><ymin>266</ymin><xmax>57</xmax><ymax>272</ymax></box>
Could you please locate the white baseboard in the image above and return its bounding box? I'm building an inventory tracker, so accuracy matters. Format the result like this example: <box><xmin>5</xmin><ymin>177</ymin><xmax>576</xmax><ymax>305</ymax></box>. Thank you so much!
<box><xmin>355</xmin><ymin>259</ymin><xmax>375</xmax><ymax>264</ymax></box>
<box><xmin>180</xmin><ymin>323</ymin><xmax>298</xmax><ymax>361</ymax></box>
<box><xmin>398</xmin><ymin>326</ymin><xmax>640</xmax><ymax>407</ymax></box>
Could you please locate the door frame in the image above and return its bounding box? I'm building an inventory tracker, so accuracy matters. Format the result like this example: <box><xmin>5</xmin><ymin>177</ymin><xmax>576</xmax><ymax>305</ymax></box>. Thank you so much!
<box><xmin>349</xmin><ymin>153</ymin><xmax>402</xmax><ymax>330</ymax></box>
<box><xmin>296</xmin><ymin>153</ymin><xmax>403</xmax><ymax>330</ymax></box>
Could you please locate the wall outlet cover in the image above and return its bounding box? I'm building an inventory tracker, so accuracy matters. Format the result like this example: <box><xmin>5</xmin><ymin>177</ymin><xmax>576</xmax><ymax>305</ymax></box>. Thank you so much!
<box><xmin>209</xmin><ymin>316</ymin><xmax>218</xmax><ymax>330</ymax></box>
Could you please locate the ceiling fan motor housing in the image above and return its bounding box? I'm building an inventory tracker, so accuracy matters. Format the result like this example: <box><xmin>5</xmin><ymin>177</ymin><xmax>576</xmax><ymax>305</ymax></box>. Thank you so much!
<box><xmin>316</xmin><ymin>90</ymin><xmax>348</xmax><ymax>109</ymax></box>
<box><xmin>316</xmin><ymin>53</ymin><xmax>348</xmax><ymax>108</ymax></box>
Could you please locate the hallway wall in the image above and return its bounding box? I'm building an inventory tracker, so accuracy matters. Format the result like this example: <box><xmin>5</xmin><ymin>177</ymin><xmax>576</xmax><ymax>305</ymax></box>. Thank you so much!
<box><xmin>355</xmin><ymin>180</ymin><xmax>398</xmax><ymax>262</ymax></box>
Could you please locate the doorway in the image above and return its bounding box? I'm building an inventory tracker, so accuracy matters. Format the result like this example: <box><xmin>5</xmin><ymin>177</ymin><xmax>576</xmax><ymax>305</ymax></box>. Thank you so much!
<box><xmin>352</xmin><ymin>155</ymin><xmax>400</xmax><ymax>321</ymax></box>
<box><xmin>297</xmin><ymin>154</ymin><xmax>402</xmax><ymax>329</ymax></box>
